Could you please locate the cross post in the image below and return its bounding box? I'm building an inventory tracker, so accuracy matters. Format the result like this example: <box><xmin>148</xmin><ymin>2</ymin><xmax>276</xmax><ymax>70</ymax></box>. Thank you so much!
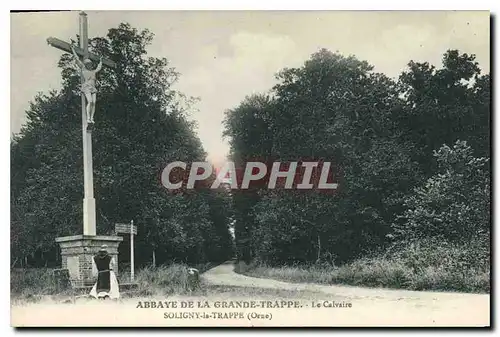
<box><xmin>47</xmin><ymin>11</ymin><xmax>115</xmax><ymax>236</ymax></box>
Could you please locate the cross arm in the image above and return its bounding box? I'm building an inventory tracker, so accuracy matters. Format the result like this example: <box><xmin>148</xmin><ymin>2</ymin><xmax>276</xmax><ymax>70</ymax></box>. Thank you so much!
<box><xmin>47</xmin><ymin>37</ymin><xmax>116</xmax><ymax>68</ymax></box>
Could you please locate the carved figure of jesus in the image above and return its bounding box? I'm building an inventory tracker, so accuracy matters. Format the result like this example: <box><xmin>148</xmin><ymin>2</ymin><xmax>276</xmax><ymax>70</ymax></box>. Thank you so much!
<box><xmin>71</xmin><ymin>45</ymin><xmax>102</xmax><ymax>124</ymax></box>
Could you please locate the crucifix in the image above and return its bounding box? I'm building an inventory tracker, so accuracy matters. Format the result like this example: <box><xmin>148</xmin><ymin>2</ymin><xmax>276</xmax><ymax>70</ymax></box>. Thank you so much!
<box><xmin>47</xmin><ymin>11</ymin><xmax>116</xmax><ymax>236</ymax></box>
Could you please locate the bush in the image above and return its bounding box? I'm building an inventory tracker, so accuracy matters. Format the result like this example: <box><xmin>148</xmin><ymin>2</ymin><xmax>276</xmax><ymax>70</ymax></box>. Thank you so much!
<box><xmin>134</xmin><ymin>264</ymin><xmax>198</xmax><ymax>296</ymax></box>
<box><xmin>393</xmin><ymin>140</ymin><xmax>490</xmax><ymax>244</ymax></box>
<box><xmin>330</xmin><ymin>258</ymin><xmax>411</xmax><ymax>288</ymax></box>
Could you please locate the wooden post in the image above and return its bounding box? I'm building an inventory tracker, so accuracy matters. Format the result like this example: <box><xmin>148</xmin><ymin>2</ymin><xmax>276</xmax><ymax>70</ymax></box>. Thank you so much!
<box><xmin>130</xmin><ymin>220</ymin><xmax>135</xmax><ymax>282</ymax></box>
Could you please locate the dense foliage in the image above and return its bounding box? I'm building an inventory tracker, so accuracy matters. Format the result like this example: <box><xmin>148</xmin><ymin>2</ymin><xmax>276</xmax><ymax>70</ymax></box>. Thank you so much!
<box><xmin>224</xmin><ymin>48</ymin><xmax>490</xmax><ymax>268</ymax></box>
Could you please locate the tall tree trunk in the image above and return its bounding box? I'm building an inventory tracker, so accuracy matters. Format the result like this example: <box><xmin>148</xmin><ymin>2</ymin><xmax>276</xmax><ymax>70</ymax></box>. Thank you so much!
<box><xmin>152</xmin><ymin>250</ymin><xmax>156</xmax><ymax>268</ymax></box>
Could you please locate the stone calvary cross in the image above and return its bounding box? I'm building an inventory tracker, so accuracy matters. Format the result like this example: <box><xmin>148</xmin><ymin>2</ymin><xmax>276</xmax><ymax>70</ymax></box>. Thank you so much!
<box><xmin>47</xmin><ymin>11</ymin><xmax>115</xmax><ymax>236</ymax></box>
<box><xmin>51</xmin><ymin>12</ymin><xmax>123</xmax><ymax>288</ymax></box>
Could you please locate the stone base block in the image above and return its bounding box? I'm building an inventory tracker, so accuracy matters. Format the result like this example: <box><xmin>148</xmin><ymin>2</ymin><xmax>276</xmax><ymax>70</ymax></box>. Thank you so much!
<box><xmin>55</xmin><ymin>235</ymin><xmax>123</xmax><ymax>287</ymax></box>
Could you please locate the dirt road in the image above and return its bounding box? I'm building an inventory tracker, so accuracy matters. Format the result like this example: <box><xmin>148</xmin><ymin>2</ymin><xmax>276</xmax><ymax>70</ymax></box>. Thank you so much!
<box><xmin>11</xmin><ymin>261</ymin><xmax>490</xmax><ymax>327</ymax></box>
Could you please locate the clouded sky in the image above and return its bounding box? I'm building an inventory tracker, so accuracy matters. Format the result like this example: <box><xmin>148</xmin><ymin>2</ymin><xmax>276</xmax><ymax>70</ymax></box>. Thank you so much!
<box><xmin>11</xmin><ymin>10</ymin><xmax>490</xmax><ymax>165</ymax></box>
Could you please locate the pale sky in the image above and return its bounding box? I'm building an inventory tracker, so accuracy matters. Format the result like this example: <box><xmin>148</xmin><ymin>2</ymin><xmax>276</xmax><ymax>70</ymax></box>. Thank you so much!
<box><xmin>10</xmin><ymin>11</ymin><xmax>490</xmax><ymax>166</ymax></box>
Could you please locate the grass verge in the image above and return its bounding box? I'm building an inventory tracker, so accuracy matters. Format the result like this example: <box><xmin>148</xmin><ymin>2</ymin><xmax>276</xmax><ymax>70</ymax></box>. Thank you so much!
<box><xmin>11</xmin><ymin>262</ymin><xmax>221</xmax><ymax>303</ymax></box>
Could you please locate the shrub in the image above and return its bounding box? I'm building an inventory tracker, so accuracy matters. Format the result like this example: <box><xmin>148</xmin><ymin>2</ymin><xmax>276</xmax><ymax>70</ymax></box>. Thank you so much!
<box><xmin>10</xmin><ymin>268</ymin><xmax>73</xmax><ymax>298</ymax></box>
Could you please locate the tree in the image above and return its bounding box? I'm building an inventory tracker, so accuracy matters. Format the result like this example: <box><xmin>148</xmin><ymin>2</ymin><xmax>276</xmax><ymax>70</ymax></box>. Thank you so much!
<box><xmin>224</xmin><ymin>49</ymin><xmax>422</xmax><ymax>265</ymax></box>
<box><xmin>224</xmin><ymin>48</ymin><xmax>490</xmax><ymax>266</ymax></box>
<box><xmin>397</xmin><ymin>50</ymin><xmax>490</xmax><ymax>175</ymax></box>
<box><xmin>223</xmin><ymin>94</ymin><xmax>275</xmax><ymax>262</ymax></box>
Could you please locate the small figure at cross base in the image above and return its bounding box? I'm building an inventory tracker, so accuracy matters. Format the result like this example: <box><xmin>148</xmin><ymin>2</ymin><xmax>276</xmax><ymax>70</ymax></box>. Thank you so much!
<box><xmin>90</xmin><ymin>245</ymin><xmax>120</xmax><ymax>300</ymax></box>
<box><xmin>71</xmin><ymin>45</ymin><xmax>103</xmax><ymax>127</ymax></box>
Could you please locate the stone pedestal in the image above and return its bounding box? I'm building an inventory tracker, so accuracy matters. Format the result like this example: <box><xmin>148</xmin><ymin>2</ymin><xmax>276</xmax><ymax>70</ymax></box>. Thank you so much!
<box><xmin>55</xmin><ymin>235</ymin><xmax>123</xmax><ymax>287</ymax></box>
